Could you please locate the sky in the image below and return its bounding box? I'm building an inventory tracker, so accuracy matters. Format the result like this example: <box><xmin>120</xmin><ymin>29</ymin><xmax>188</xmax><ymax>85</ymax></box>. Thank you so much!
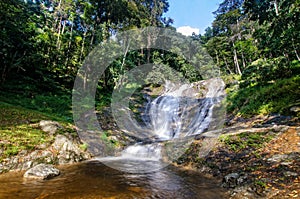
<box><xmin>163</xmin><ymin>0</ymin><xmax>222</xmax><ymax>36</ymax></box>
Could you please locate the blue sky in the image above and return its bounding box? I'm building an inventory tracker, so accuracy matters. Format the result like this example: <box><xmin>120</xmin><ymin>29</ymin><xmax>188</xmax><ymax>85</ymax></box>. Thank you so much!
<box><xmin>164</xmin><ymin>0</ymin><xmax>222</xmax><ymax>35</ymax></box>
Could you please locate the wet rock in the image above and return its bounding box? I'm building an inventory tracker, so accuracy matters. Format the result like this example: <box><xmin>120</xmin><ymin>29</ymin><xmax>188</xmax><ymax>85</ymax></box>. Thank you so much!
<box><xmin>223</xmin><ymin>173</ymin><xmax>248</xmax><ymax>188</ymax></box>
<box><xmin>24</xmin><ymin>164</ymin><xmax>60</xmax><ymax>179</ymax></box>
<box><xmin>39</xmin><ymin>120</ymin><xmax>63</xmax><ymax>135</ymax></box>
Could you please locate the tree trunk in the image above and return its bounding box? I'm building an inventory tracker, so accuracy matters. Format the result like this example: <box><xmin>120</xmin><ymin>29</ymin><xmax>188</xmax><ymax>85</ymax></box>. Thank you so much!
<box><xmin>273</xmin><ymin>0</ymin><xmax>279</xmax><ymax>16</ymax></box>
<box><xmin>121</xmin><ymin>38</ymin><xmax>130</xmax><ymax>70</ymax></box>
<box><xmin>233</xmin><ymin>43</ymin><xmax>242</xmax><ymax>75</ymax></box>
<box><xmin>80</xmin><ymin>31</ymin><xmax>87</xmax><ymax>63</ymax></box>
<box><xmin>53</xmin><ymin>0</ymin><xmax>62</xmax><ymax>32</ymax></box>
<box><xmin>147</xmin><ymin>34</ymin><xmax>151</xmax><ymax>63</ymax></box>
<box><xmin>215</xmin><ymin>51</ymin><xmax>219</xmax><ymax>66</ymax></box>
<box><xmin>292</xmin><ymin>39</ymin><xmax>300</xmax><ymax>61</ymax></box>
<box><xmin>56</xmin><ymin>16</ymin><xmax>63</xmax><ymax>49</ymax></box>
<box><xmin>241</xmin><ymin>52</ymin><xmax>246</xmax><ymax>69</ymax></box>
<box><xmin>223</xmin><ymin>54</ymin><xmax>233</xmax><ymax>74</ymax></box>
<box><xmin>64</xmin><ymin>20</ymin><xmax>74</xmax><ymax>67</ymax></box>
<box><xmin>90</xmin><ymin>20</ymin><xmax>99</xmax><ymax>50</ymax></box>
<box><xmin>90</xmin><ymin>29</ymin><xmax>95</xmax><ymax>50</ymax></box>
<box><xmin>57</xmin><ymin>19</ymin><xmax>66</xmax><ymax>50</ymax></box>
<box><xmin>139</xmin><ymin>48</ymin><xmax>143</xmax><ymax>65</ymax></box>
<box><xmin>1</xmin><ymin>64</ymin><xmax>7</xmax><ymax>83</ymax></box>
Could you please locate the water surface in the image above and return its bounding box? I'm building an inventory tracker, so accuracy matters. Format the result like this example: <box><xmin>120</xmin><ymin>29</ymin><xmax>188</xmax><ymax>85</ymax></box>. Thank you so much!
<box><xmin>0</xmin><ymin>160</ymin><xmax>226</xmax><ymax>199</ymax></box>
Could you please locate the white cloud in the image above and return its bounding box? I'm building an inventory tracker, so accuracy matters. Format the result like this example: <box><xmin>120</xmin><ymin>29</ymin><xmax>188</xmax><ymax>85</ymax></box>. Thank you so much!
<box><xmin>177</xmin><ymin>26</ymin><xmax>200</xmax><ymax>36</ymax></box>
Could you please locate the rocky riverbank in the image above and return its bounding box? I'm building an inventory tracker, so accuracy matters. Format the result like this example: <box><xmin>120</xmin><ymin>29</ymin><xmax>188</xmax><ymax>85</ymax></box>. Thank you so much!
<box><xmin>0</xmin><ymin>120</ymin><xmax>92</xmax><ymax>174</ymax></box>
<box><xmin>174</xmin><ymin>115</ymin><xmax>300</xmax><ymax>198</ymax></box>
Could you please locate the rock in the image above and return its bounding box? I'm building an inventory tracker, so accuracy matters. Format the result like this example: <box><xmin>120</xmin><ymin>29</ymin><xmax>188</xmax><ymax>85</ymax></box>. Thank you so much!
<box><xmin>53</xmin><ymin>134</ymin><xmax>81</xmax><ymax>153</ymax></box>
<box><xmin>38</xmin><ymin>143</ymin><xmax>48</xmax><ymax>149</ymax></box>
<box><xmin>24</xmin><ymin>164</ymin><xmax>60</xmax><ymax>179</ymax></box>
<box><xmin>22</xmin><ymin>161</ymin><xmax>33</xmax><ymax>170</ymax></box>
<box><xmin>280</xmin><ymin>161</ymin><xmax>293</xmax><ymax>166</ymax></box>
<box><xmin>267</xmin><ymin>154</ymin><xmax>289</xmax><ymax>163</ymax></box>
<box><xmin>39</xmin><ymin>120</ymin><xmax>63</xmax><ymax>135</ymax></box>
<box><xmin>52</xmin><ymin>134</ymin><xmax>88</xmax><ymax>164</ymax></box>
<box><xmin>109</xmin><ymin>136</ymin><xmax>118</xmax><ymax>141</ymax></box>
<box><xmin>223</xmin><ymin>173</ymin><xmax>248</xmax><ymax>188</ymax></box>
<box><xmin>19</xmin><ymin>150</ymin><xmax>28</xmax><ymax>155</ymax></box>
<box><xmin>223</xmin><ymin>173</ymin><xmax>239</xmax><ymax>188</ymax></box>
<box><xmin>230</xmin><ymin>186</ymin><xmax>256</xmax><ymax>199</ymax></box>
<box><xmin>290</xmin><ymin>106</ymin><xmax>300</xmax><ymax>113</ymax></box>
<box><xmin>267</xmin><ymin>153</ymin><xmax>299</xmax><ymax>163</ymax></box>
<box><xmin>284</xmin><ymin>171</ymin><xmax>298</xmax><ymax>177</ymax></box>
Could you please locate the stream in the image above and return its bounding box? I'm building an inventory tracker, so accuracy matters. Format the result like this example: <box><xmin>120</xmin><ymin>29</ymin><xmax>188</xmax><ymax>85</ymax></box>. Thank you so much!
<box><xmin>0</xmin><ymin>160</ymin><xmax>226</xmax><ymax>198</ymax></box>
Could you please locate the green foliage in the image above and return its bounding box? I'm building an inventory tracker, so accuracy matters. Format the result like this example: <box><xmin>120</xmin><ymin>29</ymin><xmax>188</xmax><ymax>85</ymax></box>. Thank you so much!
<box><xmin>202</xmin><ymin>0</ymin><xmax>300</xmax><ymax>79</ymax></box>
<box><xmin>0</xmin><ymin>0</ymin><xmax>173</xmax><ymax>91</ymax></box>
<box><xmin>79</xmin><ymin>143</ymin><xmax>88</xmax><ymax>151</ymax></box>
<box><xmin>100</xmin><ymin>131</ymin><xmax>119</xmax><ymax>149</ymax></box>
<box><xmin>222</xmin><ymin>74</ymin><xmax>241</xmax><ymax>87</ymax></box>
<box><xmin>0</xmin><ymin>90</ymin><xmax>72</xmax><ymax>120</ymax></box>
<box><xmin>227</xmin><ymin>75</ymin><xmax>300</xmax><ymax>116</ymax></box>
<box><xmin>254</xmin><ymin>180</ymin><xmax>267</xmax><ymax>189</ymax></box>
<box><xmin>241</xmin><ymin>57</ymin><xmax>292</xmax><ymax>87</ymax></box>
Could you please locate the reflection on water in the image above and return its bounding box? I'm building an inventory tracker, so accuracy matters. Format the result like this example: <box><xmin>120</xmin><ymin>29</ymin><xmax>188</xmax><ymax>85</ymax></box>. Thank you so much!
<box><xmin>0</xmin><ymin>160</ymin><xmax>225</xmax><ymax>199</ymax></box>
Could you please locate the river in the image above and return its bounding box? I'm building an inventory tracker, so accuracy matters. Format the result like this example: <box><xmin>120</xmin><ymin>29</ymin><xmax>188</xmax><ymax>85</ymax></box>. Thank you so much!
<box><xmin>0</xmin><ymin>159</ymin><xmax>226</xmax><ymax>199</ymax></box>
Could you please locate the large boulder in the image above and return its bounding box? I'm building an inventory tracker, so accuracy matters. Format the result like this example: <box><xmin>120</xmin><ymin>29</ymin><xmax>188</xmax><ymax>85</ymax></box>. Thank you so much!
<box><xmin>24</xmin><ymin>164</ymin><xmax>60</xmax><ymax>179</ymax></box>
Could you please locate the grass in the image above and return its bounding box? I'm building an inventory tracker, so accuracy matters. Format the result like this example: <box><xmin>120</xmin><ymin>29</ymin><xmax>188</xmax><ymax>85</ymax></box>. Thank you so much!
<box><xmin>0</xmin><ymin>102</ymin><xmax>55</xmax><ymax>160</ymax></box>
<box><xmin>0</xmin><ymin>101</ymin><xmax>79</xmax><ymax>161</ymax></box>
<box><xmin>0</xmin><ymin>88</ymin><xmax>72</xmax><ymax>122</ymax></box>
<box><xmin>0</xmin><ymin>124</ymin><xmax>51</xmax><ymax>157</ymax></box>
<box><xmin>219</xmin><ymin>132</ymin><xmax>274</xmax><ymax>152</ymax></box>
<box><xmin>226</xmin><ymin>75</ymin><xmax>300</xmax><ymax>117</ymax></box>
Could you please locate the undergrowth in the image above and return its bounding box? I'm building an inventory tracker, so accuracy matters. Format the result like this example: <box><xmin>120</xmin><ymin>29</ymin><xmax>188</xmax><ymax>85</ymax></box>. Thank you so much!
<box><xmin>0</xmin><ymin>102</ymin><xmax>81</xmax><ymax>160</ymax></box>
<box><xmin>0</xmin><ymin>91</ymin><xmax>72</xmax><ymax>122</ymax></box>
<box><xmin>219</xmin><ymin>132</ymin><xmax>274</xmax><ymax>152</ymax></box>
<box><xmin>226</xmin><ymin>75</ymin><xmax>300</xmax><ymax>117</ymax></box>
<box><xmin>0</xmin><ymin>102</ymin><xmax>54</xmax><ymax>160</ymax></box>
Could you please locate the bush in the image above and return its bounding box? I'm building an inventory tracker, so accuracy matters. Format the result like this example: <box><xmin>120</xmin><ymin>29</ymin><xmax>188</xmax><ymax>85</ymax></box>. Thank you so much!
<box><xmin>241</xmin><ymin>57</ymin><xmax>292</xmax><ymax>87</ymax></box>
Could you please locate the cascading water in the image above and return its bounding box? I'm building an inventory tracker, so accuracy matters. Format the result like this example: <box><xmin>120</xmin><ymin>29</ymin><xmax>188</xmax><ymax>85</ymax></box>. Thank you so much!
<box><xmin>120</xmin><ymin>78</ymin><xmax>225</xmax><ymax>161</ymax></box>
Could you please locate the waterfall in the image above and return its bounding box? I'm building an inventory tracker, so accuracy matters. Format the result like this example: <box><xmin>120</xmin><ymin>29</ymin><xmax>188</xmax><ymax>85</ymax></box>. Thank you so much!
<box><xmin>121</xmin><ymin>78</ymin><xmax>225</xmax><ymax>160</ymax></box>
<box><xmin>121</xmin><ymin>143</ymin><xmax>162</xmax><ymax>160</ymax></box>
